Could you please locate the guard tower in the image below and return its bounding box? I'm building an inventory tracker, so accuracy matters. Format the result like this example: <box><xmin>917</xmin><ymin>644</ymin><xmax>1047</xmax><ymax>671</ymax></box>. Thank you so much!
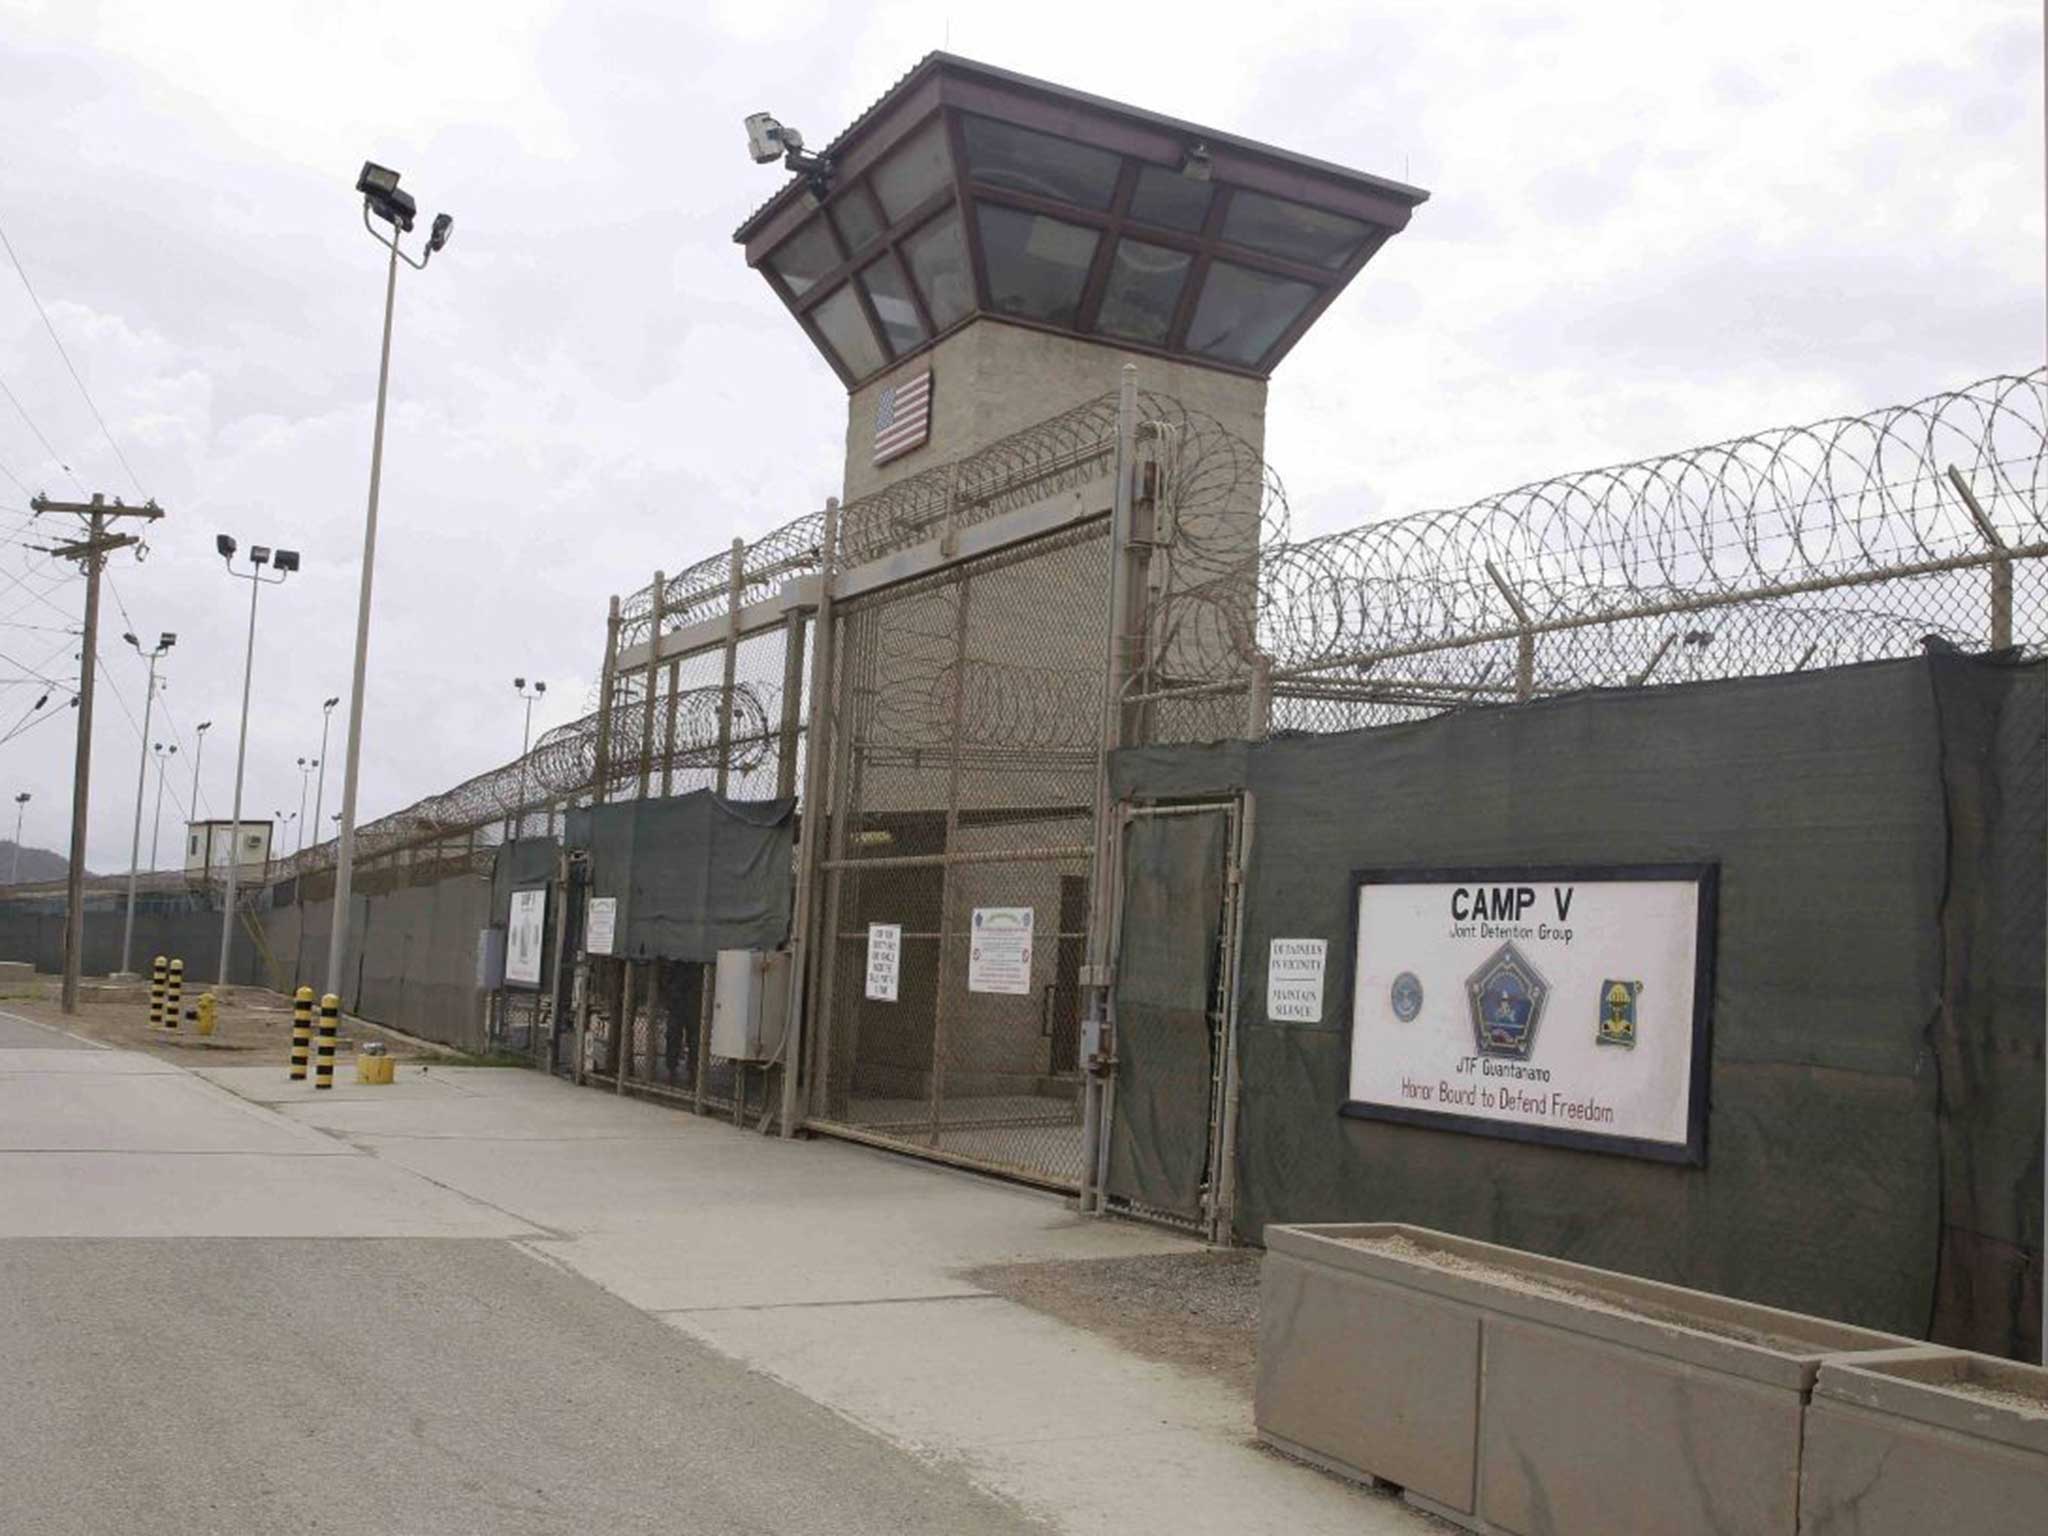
<box><xmin>734</xmin><ymin>54</ymin><xmax>1427</xmax><ymax>499</ymax></box>
<box><xmin>730</xmin><ymin>57</ymin><xmax>1427</xmax><ymax>1183</ymax></box>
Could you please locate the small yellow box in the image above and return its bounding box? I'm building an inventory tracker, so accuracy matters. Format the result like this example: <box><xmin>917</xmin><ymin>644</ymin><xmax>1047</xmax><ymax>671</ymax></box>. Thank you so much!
<box><xmin>356</xmin><ymin>1054</ymin><xmax>395</xmax><ymax>1085</ymax></box>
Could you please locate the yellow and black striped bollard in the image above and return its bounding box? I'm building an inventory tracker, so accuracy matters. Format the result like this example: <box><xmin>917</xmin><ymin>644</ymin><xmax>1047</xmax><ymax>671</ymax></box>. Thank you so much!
<box><xmin>290</xmin><ymin>986</ymin><xmax>314</xmax><ymax>1080</ymax></box>
<box><xmin>315</xmin><ymin>994</ymin><xmax>339</xmax><ymax>1090</ymax></box>
<box><xmin>148</xmin><ymin>956</ymin><xmax>167</xmax><ymax>1029</ymax></box>
<box><xmin>164</xmin><ymin>958</ymin><xmax>183</xmax><ymax>1031</ymax></box>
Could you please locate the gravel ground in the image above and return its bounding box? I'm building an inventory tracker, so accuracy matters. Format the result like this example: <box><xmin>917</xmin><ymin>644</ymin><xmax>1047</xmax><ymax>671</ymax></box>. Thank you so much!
<box><xmin>0</xmin><ymin>973</ymin><xmax>461</xmax><ymax>1065</ymax></box>
<box><xmin>963</xmin><ymin>1247</ymin><xmax>1264</xmax><ymax>1396</ymax></box>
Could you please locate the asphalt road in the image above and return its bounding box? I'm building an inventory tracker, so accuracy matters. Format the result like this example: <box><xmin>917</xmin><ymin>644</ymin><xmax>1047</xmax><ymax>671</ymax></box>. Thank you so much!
<box><xmin>0</xmin><ymin>1012</ymin><xmax>1042</xmax><ymax>1536</ymax></box>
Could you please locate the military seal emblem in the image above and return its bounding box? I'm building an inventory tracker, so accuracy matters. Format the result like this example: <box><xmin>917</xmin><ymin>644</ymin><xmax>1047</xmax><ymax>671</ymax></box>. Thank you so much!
<box><xmin>1464</xmin><ymin>942</ymin><xmax>1550</xmax><ymax>1061</ymax></box>
<box><xmin>1390</xmin><ymin>971</ymin><xmax>1423</xmax><ymax>1022</ymax></box>
<box><xmin>1597</xmin><ymin>979</ymin><xmax>1642</xmax><ymax>1048</ymax></box>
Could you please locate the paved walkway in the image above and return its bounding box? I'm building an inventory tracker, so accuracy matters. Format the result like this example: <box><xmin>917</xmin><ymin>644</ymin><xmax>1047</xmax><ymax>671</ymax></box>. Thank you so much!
<box><xmin>1</xmin><ymin>1007</ymin><xmax>1437</xmax><ymax>1534</ymax></box>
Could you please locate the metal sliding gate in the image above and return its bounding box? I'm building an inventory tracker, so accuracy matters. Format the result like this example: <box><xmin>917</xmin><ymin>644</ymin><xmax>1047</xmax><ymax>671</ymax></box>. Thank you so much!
<box><xmin>806</xmin><ymin>522</ymin><xmax>1111</xmax><ymax>1189</ymax></box>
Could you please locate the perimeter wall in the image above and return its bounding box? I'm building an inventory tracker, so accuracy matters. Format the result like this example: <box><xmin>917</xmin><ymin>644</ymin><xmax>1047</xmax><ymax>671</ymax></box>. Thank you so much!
<box><xmin>1113</xmin><ymin>649</ymin><xmax>2046</xmax><ymax>1361</ymax></box>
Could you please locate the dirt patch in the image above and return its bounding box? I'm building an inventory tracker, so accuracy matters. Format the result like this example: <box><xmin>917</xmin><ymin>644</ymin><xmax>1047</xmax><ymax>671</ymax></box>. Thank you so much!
<box><xmin>1345</xmin><ymin>1233</ymin><xmax>1835</xmax><ymax>1355</ymax></box>
<box><xmin>962</xmin><ymin>1249</ymin><xmax>1263</xmax><ymax>1396</ymax></box>
<box><xmin>0</xmin><ymin>974</ymin><xmax>462</xmax><ymax>1065</ymax></box>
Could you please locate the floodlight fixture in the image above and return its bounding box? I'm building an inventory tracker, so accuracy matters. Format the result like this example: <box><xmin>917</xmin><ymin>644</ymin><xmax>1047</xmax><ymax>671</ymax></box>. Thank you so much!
<box><xmin>272</xmin><ymin>548</ymin><xmax>300</xmax><ymax>573</ymax></box>
<box><xmin>357</xmin><ymin>160</ymin><xmax>417</xmax><ymax>231</ymax></box>
<box><xmin>428</xmin><ymin>213</ymin><xmax>453</xmax><ymax>252</ymax></box>
<box><xmin>159</xmin><ymin>632</ymin><xmax>176</xmax><ymax>649</ymax></box>
<box><xmin>1181</xmin><ymin>142</ymin><xmax>1213</xmax><ymax>182</ymax></box>
<box><xmin>122</xmin><ymin>631</ymin><xmax>138</xmax><ymax>647</ymax></box>
<box><xmin>514</xmin><ymin>676</ymin><xmax>525</xmax><ymax>690</ymax></box>
<box><xmin>536</xmin><ymin>680</ymin><xmax>546</xmax><ymax>695</ymax></box>
<box><xmin>250</xmin><ymin>545</ymin><xmax>271</xmax><ymax>567</ymax></box>
<box><xmin>216</xmin><ymin>533</ymin><xmax>236</xmax><ymax>559</ymax></box>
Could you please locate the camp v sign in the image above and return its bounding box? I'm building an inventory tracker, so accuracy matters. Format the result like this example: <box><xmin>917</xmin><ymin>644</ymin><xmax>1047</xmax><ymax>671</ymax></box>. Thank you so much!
<box><xmin>1345</xmin><ymin>865</ymin><xmax>1717</xmax><ymax>1164</ymax></box>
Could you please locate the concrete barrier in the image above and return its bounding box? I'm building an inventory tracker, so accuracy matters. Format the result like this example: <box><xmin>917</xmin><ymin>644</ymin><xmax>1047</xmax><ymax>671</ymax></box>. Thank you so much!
<box><xmin>0</xmin><ymin>960</ymin><xmax>32</xmax><ymax>988</ymax></box>
<box><xmin>1256</xmin><ymin>1223</ymin><xmax>1912</xmax><ymax>1536</ymax></box>
<box><xmin>1799</xmin><ymin>1345</ymin><xmax>2048</xmax><ymax>1535</ymax></box>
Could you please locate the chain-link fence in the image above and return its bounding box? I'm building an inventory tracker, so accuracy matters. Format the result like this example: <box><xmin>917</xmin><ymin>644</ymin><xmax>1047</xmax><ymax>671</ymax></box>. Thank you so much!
<box><xmin>805</xmin><ymin>524</ymin><xmax>1110</xmax><ymax>1187</ymax></box>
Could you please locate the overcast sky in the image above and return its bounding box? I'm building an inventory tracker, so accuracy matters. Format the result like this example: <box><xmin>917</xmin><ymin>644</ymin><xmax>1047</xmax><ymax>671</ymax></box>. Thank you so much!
<box><xmin>0</xmin><ymin>0</ymin><xmax>2038</xmax><ymax>871</ymax></box>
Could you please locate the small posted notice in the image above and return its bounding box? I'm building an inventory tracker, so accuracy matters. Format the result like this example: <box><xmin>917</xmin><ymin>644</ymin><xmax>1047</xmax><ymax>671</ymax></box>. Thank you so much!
<box><xmin>585</xmin><ymin>896</ymin><xmax>618</xmax><ymax>957</ymax></box>
<box><xmin>1268</xmin><ymin>938</ymin><xmax>1328</xmax><ymax>1023</ymax></box>
<box><xmin>968</xmin><ymin>907</ymin><xmax>1034</xmax><ymax>995</ymax></box>
<box><xmin>865</xmin><ymin>923</ymin><xmax>902</xmax><ymax>1002</ymax></box>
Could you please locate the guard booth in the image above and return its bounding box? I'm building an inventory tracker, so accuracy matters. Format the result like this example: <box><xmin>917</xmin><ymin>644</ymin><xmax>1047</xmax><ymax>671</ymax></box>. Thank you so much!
<box><xmin>714</xmin><ymin>53</ymin><xmax>1426</xmax><ymax>1200</ymax></box>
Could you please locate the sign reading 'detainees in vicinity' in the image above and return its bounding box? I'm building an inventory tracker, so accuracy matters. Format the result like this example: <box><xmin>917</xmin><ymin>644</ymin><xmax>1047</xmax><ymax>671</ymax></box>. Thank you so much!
<box><xmin>506</xmin><ymin>887</ymin><xmax>546</xmax><ymax>988</ymax></box>
<box><xmin>1346</xmin><ymin>866</ymin><xmax>1716</xmax><ymax>1164</ymax></box>
<box><xmin>865</xmin><ymin>923</ymin><xmax>902</xmax><ymax>1002</ymax></box>
<box><xmin>1268</xmin><ymin>938</ymin><xmax>1327</xmax><ymax>1023</ymax></box>
<box><xmin>968</xmin><ymin>907</ymin><xmax>1034</xmax><ymax>995</ymax></box>
<box><xmin>584</xmin><ymin>896</ymin><xmax>618</xmax><ymax>957</ymax></box>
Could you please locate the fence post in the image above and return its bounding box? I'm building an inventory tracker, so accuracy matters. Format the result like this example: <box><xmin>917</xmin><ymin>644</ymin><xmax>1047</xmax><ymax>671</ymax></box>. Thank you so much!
<box><xmin>615</xmin><ymin>959</ymin><xmax>634</xmax><ymax>1094</ymax></box>
<box><xmin>716</xmin><ymin>537</ymin><xmax>745</xmax><ymax>795</ymax></box>
<box><xmin>1485</xmin><ymin>560</ymin><xmax>1536</xmax><ymax>702</ymax></box>
<box><xmin>781</xmin><ymin>496</ymin><xmax>839</xmax><ymax>1137</ymax></box>
<box><xmin>1946</xmin><ymin>465</ymin><xmax>2011</xmax><ymax>650</ymax></box>
<box><xmin>638</xmin><ymin>569</ymin><xmax>665</xmax><ymax>799</ymax></box>
<box><xmin>1078</xmin><ymin>365</ymin><xmax>1140</xmax><ymax>1216</ymax></box>
<box><xmin>661</xmin><ymin>658</ymin><xmax>680</xmax><ymax>798</ymax></box>
<box><xmin>1246</xmin><ymin>652</ymin><xmax>1273</xmax><ymax>739</ymax></box>
<box><xmin>591</xmin><ymin>596</ymin><xmax>621</xmax><ymax>804</ymax></box>
<box><xmin>926</xmin><ymin>572</ymin><xmax>976</xmax><ymax>1150</ymax></box>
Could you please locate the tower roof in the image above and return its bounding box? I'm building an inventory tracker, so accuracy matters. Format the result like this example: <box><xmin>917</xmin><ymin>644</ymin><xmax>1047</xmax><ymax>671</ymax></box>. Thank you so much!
<box><xmin>735</xmin><ymin>54</ymin><xmax>1428</xmax><ymax>389</ymax></box>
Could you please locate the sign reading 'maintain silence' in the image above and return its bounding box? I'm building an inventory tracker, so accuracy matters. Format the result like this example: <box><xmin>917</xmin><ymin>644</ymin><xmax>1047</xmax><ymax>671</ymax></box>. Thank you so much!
<box><xmin>1346</xmin><ymin>865</ymin><xmax>1717</xmax><ymax>1164</ymax></box>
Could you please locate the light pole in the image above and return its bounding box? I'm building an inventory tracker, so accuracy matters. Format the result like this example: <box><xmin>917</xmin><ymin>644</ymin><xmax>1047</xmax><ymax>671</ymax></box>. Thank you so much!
<box><xmin>275</xmin><ymin>811</ymin><xmax>297</xmax><ymax>861</ymax></box>
<box><xmin>150</xmin><ymin>742</ymin><xmax>178</xmax><ymax>870</ymax></box>
<box><xmin>326</xmin><ymin>161</ymin><xmax>453</xmax><ymax>1000</ymax></box>
<box><xmin>512</xmin><ymin>677</ymin><xmax>545</xmax><ymax>841</ymax></box>
<box><xmin>215</xmin><ymin>536</ymin><xmax>300</xmax><ymax>989</ymax></box>
<box><xmin>190</xmin><ymin>720</ymin><xmax>211</xmax><ymax>825</ymax></box>
<box><xmin>9</xmin><ymin>792</ymin><xmax>27</xmax><ymax>885</ymax></box>
<box><xmin>118</xmin><ymin>631</ymin><xmax>176</xmax><ymax>978</ymax></box>
<box><xmin>295</xmin><ymin>757</ymin><xmax>317</xmax><ymax>855</ymax></box>
<box><xmin>312</xmin><ymin>696</ymin><xmax>338</xmax><ymax>851</ymax></box>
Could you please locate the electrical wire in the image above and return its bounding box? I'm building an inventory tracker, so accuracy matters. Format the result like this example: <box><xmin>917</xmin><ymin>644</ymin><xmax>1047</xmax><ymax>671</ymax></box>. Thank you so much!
<box><xmin>0</xmin><ymin>373</ymin><xmax>80</xmax><ymax>492</ymax></box>
<box><xmin>0</xmin><ymin>212</ymin><xmax>146</xmax><ymax>498</ymax></box>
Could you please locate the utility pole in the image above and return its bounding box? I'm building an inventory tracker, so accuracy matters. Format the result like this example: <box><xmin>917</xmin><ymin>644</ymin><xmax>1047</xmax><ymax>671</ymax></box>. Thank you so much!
<box><xmin>9</xmin><ymin>792</ymin><xmax>28</xmax><ymax>885</ymax></box>
<box><xmin>31</xmin><ymin>493</ymin><xmax>165</xmax><ymax>1014</ymax></box>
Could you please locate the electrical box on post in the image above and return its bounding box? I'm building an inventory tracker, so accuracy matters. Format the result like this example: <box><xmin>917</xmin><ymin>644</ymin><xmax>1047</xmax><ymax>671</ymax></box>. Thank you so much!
<box><xmin>711</xmin><ymin>948</ymin><xmax>791</xmax><ymax>1061</ymax></box>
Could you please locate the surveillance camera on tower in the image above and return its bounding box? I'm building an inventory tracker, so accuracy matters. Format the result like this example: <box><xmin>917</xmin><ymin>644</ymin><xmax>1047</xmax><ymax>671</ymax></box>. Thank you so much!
<box><xmin>744</xmin><ymin>112</ymin><xmax>802</xmax><ymax>165</ymax></box>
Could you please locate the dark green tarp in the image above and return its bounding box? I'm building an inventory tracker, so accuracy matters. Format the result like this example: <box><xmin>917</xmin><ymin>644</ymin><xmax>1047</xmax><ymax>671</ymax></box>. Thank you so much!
<box><xmin>566</xmin><ymin>791</ymin><xmax>793</xmax><ymax>962</ymax></box>
<box><xmin>1113</xmin><ymin>651</ymin><xmax>2044</xmax><ymax>1359</ymax></box>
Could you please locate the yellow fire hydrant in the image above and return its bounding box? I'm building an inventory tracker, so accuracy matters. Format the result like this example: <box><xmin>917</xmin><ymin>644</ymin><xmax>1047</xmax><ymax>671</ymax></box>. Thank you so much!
<box><xmin>193</xmin><ymin>992</ymin><xmax>217</xmax><ymax>1036</ymax></box>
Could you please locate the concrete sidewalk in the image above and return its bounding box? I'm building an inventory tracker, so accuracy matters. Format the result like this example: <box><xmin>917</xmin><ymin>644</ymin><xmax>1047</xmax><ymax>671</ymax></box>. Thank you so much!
<box><xmin>0</xmin><ymin>1000</ymin><xmax>1438</xmax><ymax>1533</ymax></box>
<box><xmin>194</xmin><ymin>1057</ymin><xmax>1442</xmax><ymax>1534</ymax></box>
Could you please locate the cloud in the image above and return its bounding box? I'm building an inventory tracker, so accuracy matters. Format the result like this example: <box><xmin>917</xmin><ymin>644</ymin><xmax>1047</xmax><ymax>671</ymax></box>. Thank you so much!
<box><xmin>0</xmin><ymin>0</ymin><xmax>2037</xmax><ymax>868</ymax></box>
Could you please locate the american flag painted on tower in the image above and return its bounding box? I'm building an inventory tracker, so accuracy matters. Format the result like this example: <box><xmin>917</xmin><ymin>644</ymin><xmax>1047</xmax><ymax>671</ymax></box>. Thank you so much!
<box><xmin>872</xmin><ymin>369</ymin><xmax>933</xmax><ymax>466</ymax></box>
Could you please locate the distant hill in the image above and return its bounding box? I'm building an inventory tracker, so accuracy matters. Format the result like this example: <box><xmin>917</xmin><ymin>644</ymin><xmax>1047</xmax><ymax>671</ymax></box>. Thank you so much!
<box><xmin>0</xmin><ymin>841</ymin><xmax>75</xmax><ymax>886</ymax></box>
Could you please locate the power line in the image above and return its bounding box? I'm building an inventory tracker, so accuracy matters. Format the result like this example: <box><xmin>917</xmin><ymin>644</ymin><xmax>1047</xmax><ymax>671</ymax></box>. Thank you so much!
<box><xmin>0</xmin><ymin>690</ymin><xmax>73</xmax><ymax>749</ymax></box>
<box><xmin>0</xmin><ymin>373</ymin><xmax>80</xmax><ymax>492</ymax></box>
<box><xmin>0</xmin><ymin>213</ymin><xmax>146</xmax><ymax>498</ymax></box>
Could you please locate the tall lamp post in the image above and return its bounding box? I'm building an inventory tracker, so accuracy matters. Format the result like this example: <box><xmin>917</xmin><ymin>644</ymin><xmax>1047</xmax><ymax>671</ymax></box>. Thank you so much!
<box><xmin>215</xmin><ymin>537</ymin><xmax>300</xmax><ymax>989</ymax></box>
<box><xmin>150</xmin><ymin>742</ymin><xmax>178</xmax><ymax>870</ymax></box>
<box><xmin>295</xmin><ymin>758</ymin><xmax>317</xmax><ymax>854</ymax></box>
<box><xmin>118</xmin><ymin>631</ymin><xmax>176</xmax><ymax>978</ymax></box>
<box><xmin>311</xmin><ymin>696</ymin><xmax>338</xmax><ymax>852</ymax></box>
<box><xmin>326</xmin><ymin>161</ymin><xmax>453</xmax><ymax>1001</ymax></box>
<box><xmin>190</xmin><ymin>720</ymin><xmax>211</xmax><ymax>824</ymax></box>
<box><xmin>9</xmin><ymin>792</ymin><xmax>27</xmax><ymax>885</ymax></box>
<box><xmin>512</xmin><ymin>677</ymin><xmax>545</xmax><ymax>841</ymax></box>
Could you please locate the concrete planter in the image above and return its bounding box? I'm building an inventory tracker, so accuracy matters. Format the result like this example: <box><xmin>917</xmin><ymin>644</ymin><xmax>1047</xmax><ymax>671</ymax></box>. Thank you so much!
<box><xmin>1799</xmin><ymin>1345</ymin><xmax>2048</xmax><ymax>1535</ymax></box>
<box><xmin>1256</xmin><ymin>1222</ymin><xmax>1910</xmax><ymax>1536</ymax></box>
